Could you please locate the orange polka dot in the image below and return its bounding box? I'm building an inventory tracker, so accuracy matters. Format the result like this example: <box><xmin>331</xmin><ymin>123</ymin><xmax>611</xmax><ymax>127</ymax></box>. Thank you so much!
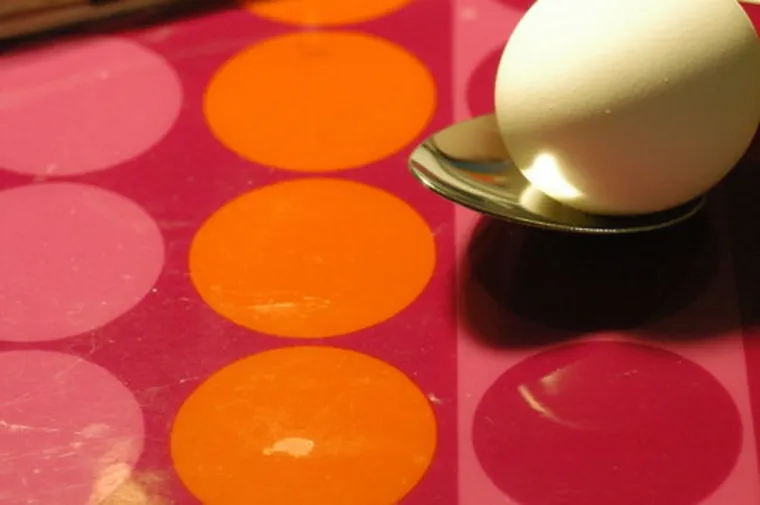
<box><xmin>170</xmin><ymin>346</ymin><xmax>437</xmax><ymax>505</ymax></box>
<box><xmin>243</xmin><ymin>0</ymin><xmax>414</xmax><ymax>26</ymax></box>
<box><xmin>203</xmin><ymin>32</ymin><xmax>436</xmax><ymax>172</ymax></box>
<box><xmin>189</xmin><ymin>178</ymin><xmax>436</xmax><ymax>338</ymax></box>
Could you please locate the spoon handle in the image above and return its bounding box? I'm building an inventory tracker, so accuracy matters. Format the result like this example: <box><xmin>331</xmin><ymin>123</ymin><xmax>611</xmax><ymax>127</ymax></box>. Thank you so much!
<box><xmin>0</xmin><ymin>0</ymin><xmax>226</xmax><ymax>41</ymax></box>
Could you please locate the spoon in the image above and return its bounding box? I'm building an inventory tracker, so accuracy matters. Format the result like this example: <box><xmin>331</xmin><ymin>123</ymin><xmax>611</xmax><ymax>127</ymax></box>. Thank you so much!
<box><xmin>408</xmin><ymin>114</ymin><xmax>706</xmax><ymax>234</ymax></box>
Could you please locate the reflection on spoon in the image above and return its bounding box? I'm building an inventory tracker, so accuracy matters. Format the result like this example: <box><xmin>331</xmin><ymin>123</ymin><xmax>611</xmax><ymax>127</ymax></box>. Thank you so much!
<box><xmin>409</xmin><ymin>114</ymin><xmax>706</xmax><ymax>234</ymax></box>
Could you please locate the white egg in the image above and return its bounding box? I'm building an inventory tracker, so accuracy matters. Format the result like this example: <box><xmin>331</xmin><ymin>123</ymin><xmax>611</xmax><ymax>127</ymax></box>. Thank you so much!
<box><xmin>494</xmin><ymin>0</ymin><xmax>760</xmax><ymax>215</ymax></box>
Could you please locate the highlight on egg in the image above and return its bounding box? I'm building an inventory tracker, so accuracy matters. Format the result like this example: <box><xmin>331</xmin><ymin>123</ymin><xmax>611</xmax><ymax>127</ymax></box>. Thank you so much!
<box><xmin>495</xmin><ymin>0</ymin><xmax>760</xmax><ymax>215</ymax></box>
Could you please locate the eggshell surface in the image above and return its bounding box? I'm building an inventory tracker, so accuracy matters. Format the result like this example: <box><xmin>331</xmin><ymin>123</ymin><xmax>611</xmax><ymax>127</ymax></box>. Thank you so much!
<box><xmin>495</xmin><ymin>0</ymin><xmax>760</xmax><ymax>215</ymax></box>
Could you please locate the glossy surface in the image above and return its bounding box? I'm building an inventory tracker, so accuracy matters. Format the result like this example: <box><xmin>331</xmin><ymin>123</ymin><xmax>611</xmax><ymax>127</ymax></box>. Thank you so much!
<box><xmin>171</xmin><ymin>346</ymin><xmax>437</xmax><ymax>505</ymax></box>
<box><xmin>0</xmin><ymin>2</ymin><xmax>759</xmax><ymax>505</ymax></box>
<box><xmin>409</xmin><ymin>114</ymin><xmax>706</xmax><ymax>233</ymax></box>
<box><xmin>474</xmin><ymin>341</ymin><xmax>742</xmax><ymax>505</ymax></box>
<box><xmin>189</xmin><ymin>178</ymin><xmax>436</xmax><ymax>338</ymax></box>
<box><xmin>0</xmin><ymin>351</ymin><xmax>144</xmax><ymax>505</ymax></box>
<box><xmin>0</xmin><ymin>183</ymin><xmax>164</xmax><ymax>342</ymax></box>
<box><xmin>205</xmin><ymin>31</ymin><xmax>436</xmax><ymax>172</ymax></box>
<box><xmin>0</xmin><ymin>37</ymin><xmax>181</xmax><ymax>176</ymax></box>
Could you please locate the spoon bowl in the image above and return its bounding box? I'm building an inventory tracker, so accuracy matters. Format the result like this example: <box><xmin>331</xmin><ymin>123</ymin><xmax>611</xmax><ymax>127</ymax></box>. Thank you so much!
<box><xmin>408</xmin><ymin>114</ymin><xmax>706</xmax><ymax>234</ymax></box>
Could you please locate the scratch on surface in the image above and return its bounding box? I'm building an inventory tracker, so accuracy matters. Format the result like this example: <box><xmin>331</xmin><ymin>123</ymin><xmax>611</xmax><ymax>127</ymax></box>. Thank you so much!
<box><xmin>247</xmin><ymin>301</ymin><xmax>298</xmax><ymax>312</ymax></box>
<box><xmin>0</xmin><ymin>420</ymin><xmax>59</xmax><ymax>433</ymax></box>
<box><xmin>177</xmin><ymin>376</ymin><xmax>202</xmax><ymax>385</ymax></box>
<box><xmin>428</xmin><ymin>393</ymin><xmax>444</xmax><ymax>405</ymax></box>
<box><xmin>246</xmin><ymin>296</ymin><xmax>331</xmax><ymax>314</ymax></box>
<box><xmin>0</xmin><ymin>57</ymin><xmax>165</xmax><ymax>111</ymax></box>
<box><xmin>53</xmin><ymin>358</ymin><xmax>85</xmax><ymax>383</ymax></box>
<box><xmin>262</xmin><ymin>437</ymin><xmax>315</xmax><ymax>458</ymax></box>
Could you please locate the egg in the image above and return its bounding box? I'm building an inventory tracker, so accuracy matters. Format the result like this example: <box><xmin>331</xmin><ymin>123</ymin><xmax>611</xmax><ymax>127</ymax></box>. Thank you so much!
<box><xmin>494</xmin><ymin>0</ymin><xmax>760</xmax><ymax>215</ymax></box>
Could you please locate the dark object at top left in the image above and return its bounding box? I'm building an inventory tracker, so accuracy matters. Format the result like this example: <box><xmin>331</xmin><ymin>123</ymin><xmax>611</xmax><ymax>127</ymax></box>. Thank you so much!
<box><xmin>0</xmin><ymin>0</ymin><xmax>231</xmax><ymax>42</ymax></box>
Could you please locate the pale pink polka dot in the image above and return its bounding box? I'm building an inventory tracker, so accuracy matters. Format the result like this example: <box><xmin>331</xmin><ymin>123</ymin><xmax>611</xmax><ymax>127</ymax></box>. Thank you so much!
<box><xmin>0</xmin><ymin>183</ymin><xmax>164</xmax><ymax>342</ymax></box>
<box><xmin>473</xmin><ymin>341</ymin><xmax>742</xmax><ymax>505</ymax></box>
<box><xmin>0</xmin><ymin>37</ymin><xmax>181</xmax><ymax>176</ymax></box>
<box><xmin>0</xmin><ymin>350</ymin><xmax>144</xmax><ymax>505</ymax></box>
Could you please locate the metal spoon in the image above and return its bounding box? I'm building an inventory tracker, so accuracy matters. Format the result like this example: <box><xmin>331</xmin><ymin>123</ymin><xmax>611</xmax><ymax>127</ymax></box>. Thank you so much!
<box><xmin>408</xmin><ymin>114</ymin><xmax>706</xmax><ymax>234</ymax></box>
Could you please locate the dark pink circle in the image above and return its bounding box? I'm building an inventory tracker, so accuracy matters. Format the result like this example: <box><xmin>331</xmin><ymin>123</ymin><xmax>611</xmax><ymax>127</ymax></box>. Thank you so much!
<box><xmin>496</xmin><ymin>0</ymin><xmax>535</xmax><ymax>10</ymax></box>
<box><xmin>740</xmin><ymin>3</ymin><xmax>760</xmax><ymax>33</ymax></box>
<box><xmin>473</xmin><ymin>341</ymin><xmax>742</xmax><ymax>505</ymax></box>
<box><xmin>467</xmin><ymin>48</ymin><xmax>501</xmax><ymax>117</ymax></box>
<box><xmin>0</xmin><ymin>183</ymin><xmax>164</xmax><ymax>342</ymax></box>
<box><xmin>0</xmin><ymin>37</ymin><xmax>181</xmax><ymax>176</ymax></box>
<box><xmin>0</xmin><ymin>350</ymin><xmax>144</xmax><ymax>505</ymax></box>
